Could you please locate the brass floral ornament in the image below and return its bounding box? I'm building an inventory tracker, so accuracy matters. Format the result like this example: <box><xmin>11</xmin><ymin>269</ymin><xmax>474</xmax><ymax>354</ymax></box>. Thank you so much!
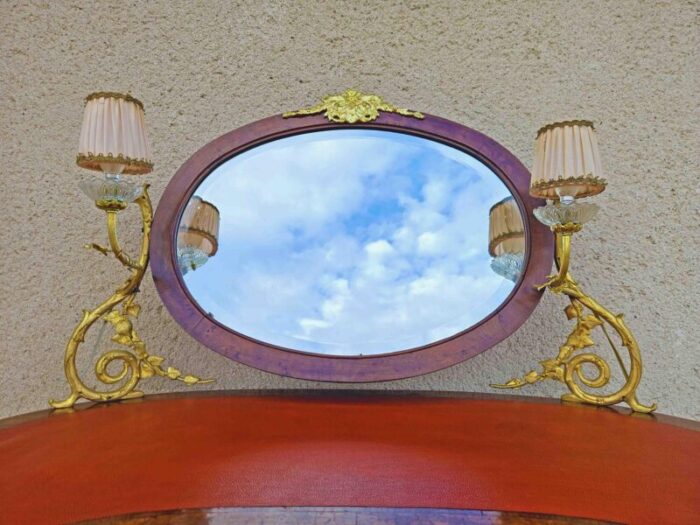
<box><xmin>50</xmin><ymin>187</ymin><xmax>212</xmax><ymax>409</ymax></box>
<box><xmin>283</xmin><ymin>89</ymin><xmax>424</xmax><ymax>123</ymax></box>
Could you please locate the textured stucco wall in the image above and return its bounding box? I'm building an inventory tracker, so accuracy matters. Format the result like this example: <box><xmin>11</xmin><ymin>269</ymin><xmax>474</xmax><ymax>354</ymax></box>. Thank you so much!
<box><xmin>1</xmin><ymin>0</ymin><xmax>698</xmax><ymax>419</ymax></box>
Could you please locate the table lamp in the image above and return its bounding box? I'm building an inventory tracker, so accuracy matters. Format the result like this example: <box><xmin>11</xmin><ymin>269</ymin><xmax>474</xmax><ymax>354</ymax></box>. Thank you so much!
<box><xmin>50</xmin><ymin>93</ymin><xmax>211</xmax><ymax>409</ymax></box>
<box><xmin>493</xmin><ymin>120</ymin><xmax>655</xmax><ymax>413</ymax></box>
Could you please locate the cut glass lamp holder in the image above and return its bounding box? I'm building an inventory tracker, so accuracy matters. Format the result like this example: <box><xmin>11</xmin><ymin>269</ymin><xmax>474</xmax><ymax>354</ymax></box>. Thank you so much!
<box><xmin>79</xmin><ymin>173</ymin><xmax>143</xmax><ymax>211</ymax></box>
<box><xmin>178</xmin><ymin>246</ymin><xmax>210</xmax><ymax>275</ymax></box>
<box><xmin>533</xmin><ymin>199</ymin><xmax>599</xmax><ymax>229</ymax></box>
<box><xmin>491</xmin><ymin>253</ymin><xmax>524</xmax><ymax>283</ymax></box>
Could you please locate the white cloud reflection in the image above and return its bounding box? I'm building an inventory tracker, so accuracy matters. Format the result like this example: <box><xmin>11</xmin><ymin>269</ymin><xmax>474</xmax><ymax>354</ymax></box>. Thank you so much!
<box><xmin>180</xmin><ymin>130</ymin><xmax>517</xmax><ymax>355</ymax></box>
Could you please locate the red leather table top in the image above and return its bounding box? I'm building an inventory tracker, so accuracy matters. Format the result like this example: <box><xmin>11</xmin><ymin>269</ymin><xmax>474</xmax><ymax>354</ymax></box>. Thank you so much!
<box><xmin>1</xmin><ymin>391</ymin><xmax>698</xmax><ymax>524</ymax></box>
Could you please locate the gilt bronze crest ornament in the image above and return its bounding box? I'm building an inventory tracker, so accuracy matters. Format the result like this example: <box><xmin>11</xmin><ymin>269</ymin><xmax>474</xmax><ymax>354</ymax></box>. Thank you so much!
<box><xmin>283</xmin><ymin>89</ymin><xmax>424</xmax><ymax>123</ymax></box>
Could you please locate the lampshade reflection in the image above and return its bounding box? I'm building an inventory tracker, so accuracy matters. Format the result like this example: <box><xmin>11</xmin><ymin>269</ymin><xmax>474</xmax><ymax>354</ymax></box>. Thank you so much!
<box><xmin>178</xmin><ymin>196</ymin><xmax>220</xmax><ymax>274</ymax></box>
<box><xmin>530</xmin><ymin>120</ymin><xmax>606</xmax><ymax>203</ymax></box>
<box><xmin>489</xmin><ymin>196</ymin><xmax>525</xmax><ymax>282</ymax></box>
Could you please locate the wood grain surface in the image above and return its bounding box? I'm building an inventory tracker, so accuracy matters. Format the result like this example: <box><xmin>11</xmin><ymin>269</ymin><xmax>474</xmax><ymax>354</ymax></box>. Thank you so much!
<box><xmin>1</xmin><ymin>392</ymin><xmax>697</xmax><ymax>524</ymax></box>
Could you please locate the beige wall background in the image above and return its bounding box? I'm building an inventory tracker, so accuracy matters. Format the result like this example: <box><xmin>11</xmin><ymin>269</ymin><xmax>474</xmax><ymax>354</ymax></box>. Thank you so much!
<box><xmin>1</xmin><ymin>0</ymin><xmax>698</xmax><ymax>420</ymax></box>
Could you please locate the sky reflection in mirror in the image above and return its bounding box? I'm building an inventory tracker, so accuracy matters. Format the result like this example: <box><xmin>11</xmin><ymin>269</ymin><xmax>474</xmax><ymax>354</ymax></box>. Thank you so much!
<box><xmin>179</xmin><ymin>130</ymin><xmax>522</xmax><ymax>355</ymax></box>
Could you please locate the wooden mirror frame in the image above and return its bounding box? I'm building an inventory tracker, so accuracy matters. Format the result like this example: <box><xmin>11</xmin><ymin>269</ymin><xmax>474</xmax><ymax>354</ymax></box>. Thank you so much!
<box><xmin>151</xmin><ymin>111</ymin><xmax>553</xmax><ymax>382</ymax></box>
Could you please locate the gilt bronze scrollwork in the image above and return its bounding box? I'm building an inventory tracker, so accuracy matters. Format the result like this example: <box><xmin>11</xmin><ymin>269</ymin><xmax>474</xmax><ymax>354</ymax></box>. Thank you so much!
<box><xmin>50</xmin><ymin>186</ymin><xmax>212</xmax><ymax>409</ymax></box>
<box><xmin>493</xmin><ymin>222</ymin><xmax>656</xmax><ymax>413</ymax></box>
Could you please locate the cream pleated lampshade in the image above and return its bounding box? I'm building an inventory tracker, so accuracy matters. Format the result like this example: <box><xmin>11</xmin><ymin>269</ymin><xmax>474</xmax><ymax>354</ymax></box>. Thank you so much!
<box><xmin>530</xmin><ymin>120</ymin><xmax>606</xmax><ymax>201</ymax></box>
<box><xmin>178</xmin><ymin>197</ymin><xmax>220</xmax><ymax>256</ymax></box>
<box><xmin>488</xmin><ymin>196</ymin><xmax>525</xmax><ymax>257</ymax></box>
<box><xmin>77</xmin><ymin>92</ymin><xmax>153</xmax><ymax>175</ymax></box>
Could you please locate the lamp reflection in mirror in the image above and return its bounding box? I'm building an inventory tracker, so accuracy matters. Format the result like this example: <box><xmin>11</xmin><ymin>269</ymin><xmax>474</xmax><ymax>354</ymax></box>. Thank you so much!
<box><xmin>77</xmin><ymin>92</ymin><xmax>153</xmax><ymax>210</ymax></box>
<box><xmin>488</xmin><ymin>196</ymin><xmax>525</xmax><ymax>282</ymax></box>
<box><xmin>178</xmin><ymin>196</ymin><xmax>220</xmax><ymax>274</ymax></box>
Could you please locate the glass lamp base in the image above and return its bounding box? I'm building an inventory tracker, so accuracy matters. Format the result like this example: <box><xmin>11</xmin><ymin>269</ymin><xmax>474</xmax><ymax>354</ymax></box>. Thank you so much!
<box><xmin>490</xmin><ymin>253</ymin><xmax>524</xmax><ymax>283</ymax></box>
<box><xmin>79</xmin><ymin>174</ymin><xmax>143</xmax><ymax>210</ymax></box>
<box><xmin>178</xmin><ymin>246</ymin><xmax>209</xmax><ymax>275</ymax></box>
<box><xmin>533</xmin><ymin>201</ymin><xmax>599</xmax><ymax>227</ymax></box>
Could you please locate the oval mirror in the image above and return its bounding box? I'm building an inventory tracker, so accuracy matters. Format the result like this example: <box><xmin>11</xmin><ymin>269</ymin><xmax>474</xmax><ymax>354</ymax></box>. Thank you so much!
<box><xmin>152</xmin><ymin>109</ymin><xmax>552</xmax><ymax>381</ymax></box>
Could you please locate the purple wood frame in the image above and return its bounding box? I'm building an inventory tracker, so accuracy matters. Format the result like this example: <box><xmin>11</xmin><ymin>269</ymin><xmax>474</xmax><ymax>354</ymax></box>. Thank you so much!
<box><xmin>151</xmin><ymin>112</ymin><xmax>553</xmax><ymax>382</ymax></box>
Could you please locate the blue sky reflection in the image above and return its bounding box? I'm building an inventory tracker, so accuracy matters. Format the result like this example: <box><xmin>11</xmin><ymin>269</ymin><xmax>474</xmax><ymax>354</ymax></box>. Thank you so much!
<box><xmin>180</xmin><ymin>129</ymin><xmax>518</xmax><ymax>355</ymax></box>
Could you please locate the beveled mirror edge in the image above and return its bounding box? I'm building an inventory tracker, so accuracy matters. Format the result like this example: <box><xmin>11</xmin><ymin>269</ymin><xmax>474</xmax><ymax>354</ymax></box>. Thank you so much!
<box><xmin>176</xmin><ymin>129</ymin><xmax>526</xmax><ymax>358</ymax></box>
<box><xmin>151</xmin><ymin>110</ymin><xmax>553</xmax><ymax>382</ymax></box>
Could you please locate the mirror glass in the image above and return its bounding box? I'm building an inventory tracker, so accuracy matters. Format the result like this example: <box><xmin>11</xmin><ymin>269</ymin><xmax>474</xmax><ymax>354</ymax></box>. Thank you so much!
<box><xmin>177</xmin><ymin>129</ymin><xmax>525</xmax><ymax>356</ymax></box>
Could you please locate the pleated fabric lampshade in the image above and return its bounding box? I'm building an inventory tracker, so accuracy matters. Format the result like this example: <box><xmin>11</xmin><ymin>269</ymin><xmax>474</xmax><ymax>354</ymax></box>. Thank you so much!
<box><xmin>530</xmin><ymin>120</ymin><xmax>606</xmax><ymax>201</ymax></box>
<box><xmin>178</xmin><ymin>196</ymin><xmax>220</xmax><ymax>262</ymax></box>
<box><xmin>77</xmin><ymin>92</ymin><xmax>153</xmax><ymax>175</ymax></box>
<box><xmin>488</xmin><ymin>196</ymin><xmax>525</xmax><ymax>257</ymax></box>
